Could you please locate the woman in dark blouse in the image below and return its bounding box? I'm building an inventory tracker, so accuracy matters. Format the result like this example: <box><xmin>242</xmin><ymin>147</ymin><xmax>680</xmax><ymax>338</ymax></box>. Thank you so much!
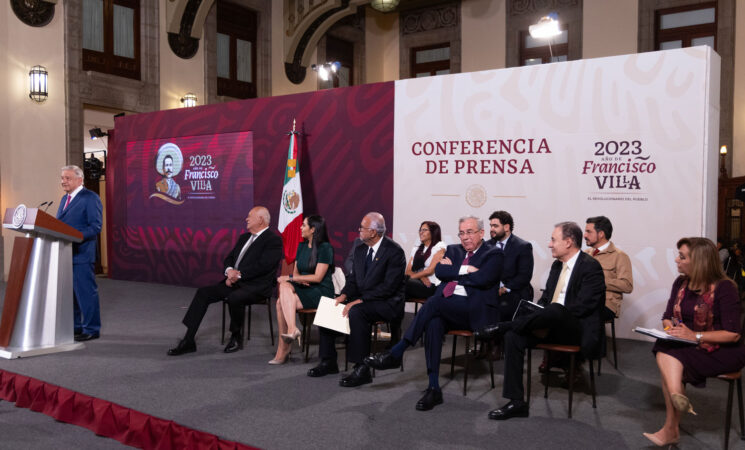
<box><xmin>644</xmin><ymin>237</ymin><xmax>745</xmax><ymax>446</ymax></box>
<box><xmin>269</xmin><ymin>215</ymin><xmax>334</xmax><ymax>364</ymax></box>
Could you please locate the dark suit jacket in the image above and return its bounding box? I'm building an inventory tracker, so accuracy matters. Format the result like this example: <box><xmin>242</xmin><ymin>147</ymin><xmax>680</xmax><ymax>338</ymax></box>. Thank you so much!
<box><xmin>434</xmin><ymin>241</ymin><xmax>503</xmax><ymax>330</ymax></box>
<box><xmin>537</xmin><ymin>251</ymin><xmax>606</xmax><ymax>358</ymax></box>
<box><xmin>57</xmin><ymin>188</ymin><xmax>103</xmax><ymax>265</ymax></box>
<box><xmin>490</xmin><ymin>234</ymin><xmax>534</xmax><ymax>300</ymax></box>
<box><xmin>343</xmin><ymin>236</ymin><xmax>406</xmax><ymax>315</ymax></box>
<box><xmin>224</xmin><ymin>229</ymin><xmax>283</xmax><ymax>298</ymax></box>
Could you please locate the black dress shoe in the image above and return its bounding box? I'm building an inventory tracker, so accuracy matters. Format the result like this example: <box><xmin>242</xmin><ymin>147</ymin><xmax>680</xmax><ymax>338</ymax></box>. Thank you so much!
<box><xmin>416</xmin><ymin>388</ymin><xmax>443</xmax><ymax>411</ymax></box>
<box><xmin>307</xmin><ymin>361</ymin><xmax>340</xmax><ymax>377</ymax></box>
<box><xmin>339</xmin><ymin>364</ymin><xmax>372</xmax><ymax>387</ymax></box>
<box><xmin>473</xmin><ymin>322</ymin><xmax>511</xmax><ymax>341</ymax></box>
<box><xmin>74</xmin><ymin>329</ymin><xmax>83</xmax><ymax>337</ymax></box>
<box><xmin>74</xmin><ymin>333</ymin><xmax>100</xmax><ymax>342</ymax></box>
<box><xmin>488</xmin><ymin>400</ymin><xmax>529</xmax><ymax>420</ymax></box>
<box><xmin>167</xmin><ymin>339</ymin><xmax>196</xmax><ymax>356</ymax></box>
<box><xmin>223</xmin><ymin>334</ymin><xmax>244</xmax><ymax>353</ymax></box>
<box><xmin>364</xmin><ymin>351</ymin><xmax>402</xmax><ymax>370</ymax></box>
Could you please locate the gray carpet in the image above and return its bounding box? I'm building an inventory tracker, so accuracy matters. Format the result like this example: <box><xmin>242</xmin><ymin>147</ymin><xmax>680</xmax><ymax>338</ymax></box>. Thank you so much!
<box><xmin>0</xmin><ymin>278</ymin><xmax>742</xmax><ymax>449</ymax></box>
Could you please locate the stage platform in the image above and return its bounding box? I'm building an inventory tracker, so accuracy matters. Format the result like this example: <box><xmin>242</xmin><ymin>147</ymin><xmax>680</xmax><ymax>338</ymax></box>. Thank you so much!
<box><xmin>0</xmin><ymin>278</ymin><xmax>741</xmax><ymax>449</ymax></box>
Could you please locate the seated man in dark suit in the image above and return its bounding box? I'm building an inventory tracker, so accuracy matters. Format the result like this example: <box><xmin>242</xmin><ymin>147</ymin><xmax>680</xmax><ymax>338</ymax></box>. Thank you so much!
<box><xmin>168</xmin><ymin>206</ymin><xmax>283</xmax><ymax>355</ymax></box>
<box><xmin>487</xmin><ymin>210</ymin><xmax>534</xmax><ymax>321</ymax></box>
<box><xmin>366</xmin><ymin>215</ymin><xmax>503</xmax><ymax>410</ymax></box>
<box><xmin>476</xmin><ymin>221</ymin><xmax>605</xmax><ymax>420</ymax></box>
<box><xmin>307</xmin><ymin>212</ymin><xmax>406</xmax><ymax>387</ymax></box>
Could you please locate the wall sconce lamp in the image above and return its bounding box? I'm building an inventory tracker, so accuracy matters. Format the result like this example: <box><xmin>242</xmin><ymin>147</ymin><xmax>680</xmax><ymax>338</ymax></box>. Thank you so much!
<box><xmin>311</xmin><ymin>62</ymin><xmax>341</xmax><ymax>81</ymax></box>
<box><xmin>370</xmin><ymin>0</ymin><xmax>400</xmax><ymax>12</ymax></box>
<box><xmin>181</xmin><ymin>93</ymin><xmax>198</xmax><ymax>108</ymax></box>
<box><xmin>29</xmin><ymin>65</ymin><xmax>48</xmax><ymax>102</ymax></box>
<box><xmin>529</xmin><ymin>13</ymin><xmax>561</xmax><ymax>58</ymax></box>
<box><xmin>720</xmin><ymin>145</ymin><xmax>728</xmax><ymax>179</ymax></box>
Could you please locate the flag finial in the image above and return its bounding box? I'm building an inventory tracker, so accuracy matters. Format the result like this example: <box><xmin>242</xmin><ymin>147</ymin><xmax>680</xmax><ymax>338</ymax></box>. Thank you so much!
<box><xmin>292</xmin><ymin>118</ymin><xmax>296</xmax><ymax>133</ymax></box>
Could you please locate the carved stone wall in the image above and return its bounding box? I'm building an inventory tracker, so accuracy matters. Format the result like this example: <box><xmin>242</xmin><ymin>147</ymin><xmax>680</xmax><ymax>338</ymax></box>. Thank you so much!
<box><xmin>638</xmin><ymin>0</ymin><xmax>735</xmax><ymax>172</ymax></box>
<box><xmin>506</xmin><ymin>0</ymin><xmax>583</xmax><ymax>68</ymax></box>
<box><xmin>64</xmin><ymin>0</ymin><xmax>160</xmax><ymax>167</ymax></box>
<box><xmin>204</xmin><ymin>0</ymin><xmax>272</xmax><ymax>103</ymax></box>
<box><xmin>399</xmin><ymin>2</ymin><xmax>461</xmax><ymax>79</ymax></box>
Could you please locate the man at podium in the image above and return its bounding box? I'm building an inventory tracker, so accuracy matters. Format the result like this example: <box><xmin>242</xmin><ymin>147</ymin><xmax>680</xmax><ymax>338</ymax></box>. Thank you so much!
<box><xmin>57</xmin><ymin>165</ymin><xmax>103</xmax><ymax>342</ymax></box>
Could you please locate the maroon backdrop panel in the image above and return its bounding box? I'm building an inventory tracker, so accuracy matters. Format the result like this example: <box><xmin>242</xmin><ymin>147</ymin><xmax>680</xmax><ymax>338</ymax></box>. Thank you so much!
<box><xmin>107</xmin><ymin>82</ymin><xmax>394</xmax><ymax>287</ymax></box>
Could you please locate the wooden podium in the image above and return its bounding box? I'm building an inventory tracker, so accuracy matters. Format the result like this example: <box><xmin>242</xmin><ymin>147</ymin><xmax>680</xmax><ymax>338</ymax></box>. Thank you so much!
<box><xmin>0</xmin><ymin>205</ymin><xmax>85</xmax><ymax>358</ymax></box>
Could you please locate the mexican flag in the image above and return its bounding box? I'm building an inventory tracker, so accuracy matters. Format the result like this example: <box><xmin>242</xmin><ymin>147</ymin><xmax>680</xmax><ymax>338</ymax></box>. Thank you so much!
<box><xmin>278</xmin><ymin>130</ymin><xmax>303</xmax><ymax>264</ymax></box>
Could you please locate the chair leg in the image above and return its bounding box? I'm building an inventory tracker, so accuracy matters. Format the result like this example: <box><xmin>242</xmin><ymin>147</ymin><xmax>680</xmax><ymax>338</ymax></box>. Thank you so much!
<box><xmin>221</xmin><ymin>302</ymin><xmax>227</xmax><ymax>345</ymax></box>
<box><xmin>737</xmin><ymin>378</ymin><xmax>744</xmax><ymax>440</ymax></box>
<box><xmin>526</xmin><ymin>348</ymin><xmax>532</xmax><ymax>404</ymax></box>
<box><xmin>610</xmin><ymin>319</ymin><xmax>618</xmax><ymax>370</ymax></box>
<box><xmin>589</xmin><ymin>359</ymin><xmax>597</xmax><ymax>408</ymax></box>
<box><xmin>567</xmin><ymin>353</ymin><xmax>575</xmax><ymax>419</ymax></box>
<box><xmin>302</xmin><ymin>314</ymin><xmax>310</xmax><ymax>363</ymax></box>
<box><xmin>488</xmin><ymin>341</ymin><xmax>495</xmax><ymax>389</ymax></box>
<box><xmin>266</xmin><ymin>299</ymin><xmax>274</xmax><ymax>346</ymax></box>
<box><xmin>726</xmin><ymin>380</ymin><xmax>734</xmax><ymax>450</ymax></box>
<box><xmin>245</xmin><ymin>304</ymin><xmax>251</xmax><ymax>342</ymax></box>
<box><xmin>371</xmin><ymin>324</ymin><xmax>378</xmax><ymax>377</ymax></box>
<box><xmin>543</xmin><ymin>350</ymin><xmax>549</xmax><ymax>399</ymax></box>
<box><xmin>462</xmin><ymin>336</ymin><xmax>470</xmax><ymax>396</ymax></box>
<box><xmin>450</xmin><ymin>335</ymin><xmax>458</xmax><ymax>379</ymax></box>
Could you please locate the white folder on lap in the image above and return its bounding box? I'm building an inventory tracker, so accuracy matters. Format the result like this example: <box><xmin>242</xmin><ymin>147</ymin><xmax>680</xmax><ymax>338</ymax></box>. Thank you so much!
<box><xmin>313</xmin><ymin>296</ymin><xmax>351</xmax><ymax>335</ymax></box>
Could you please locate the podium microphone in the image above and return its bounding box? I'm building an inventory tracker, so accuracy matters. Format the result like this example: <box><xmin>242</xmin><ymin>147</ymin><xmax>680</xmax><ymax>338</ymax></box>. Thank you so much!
<box><xmin>37</xmin><ymin>201</ymin><xmax>48</xmax><ymax>208</ymax></box>
<box><xmin>44</xmin><ymin>201</ymin><xmax>54</xmax><ymax>212</ymax></box>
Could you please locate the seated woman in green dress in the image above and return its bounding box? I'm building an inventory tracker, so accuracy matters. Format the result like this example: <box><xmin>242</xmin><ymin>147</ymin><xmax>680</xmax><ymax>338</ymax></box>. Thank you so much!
<box><xmin>270</xmin><ymin>214</ymin><xmax>334</xmax><ymax>364</ymax></box>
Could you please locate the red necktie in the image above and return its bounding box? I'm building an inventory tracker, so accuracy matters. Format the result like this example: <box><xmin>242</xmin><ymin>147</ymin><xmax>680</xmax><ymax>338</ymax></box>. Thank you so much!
<box><xmin>443</xmin><ymin>251</ymin><xmax>473</xmax><ymax>297</ymax></box>
<box><xmin>64</xmin><ymin>195</ymin><xmax>71</xmax><ymax>210</ymax></box>
<box><xmin>592</xmin><ymin>248</ymin><xmax>600</xmax><ymax>256</ymax></box>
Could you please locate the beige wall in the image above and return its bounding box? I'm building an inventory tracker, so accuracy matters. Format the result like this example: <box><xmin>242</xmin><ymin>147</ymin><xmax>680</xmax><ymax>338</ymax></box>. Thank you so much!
<box><xmin>733</xmin><ymin>4</ymin><xmax>745</xmax><ymax>177</ymax></box>
<box><xmin>365</xmin><ymin>8</ymin><xmax>399</xmax><ymax>83</ymax></box>
<box><xmin>462</xmin><ymin>0</ymin><xmax>506</xmax><ymax>72</ymax></box>
<box><xmin>583</xmin><ymin>0</ymin><xmax>638</xmax><ymax>59</ymax></box>
<box><xmin>1</xmin><ymin>6</ymin><xmax>67</xmax><ymax>279</ymax></box>
<box><xmin>159</xmin><ymin>0</ymin><xmax>206</xmax><ymax>110</ymax></box>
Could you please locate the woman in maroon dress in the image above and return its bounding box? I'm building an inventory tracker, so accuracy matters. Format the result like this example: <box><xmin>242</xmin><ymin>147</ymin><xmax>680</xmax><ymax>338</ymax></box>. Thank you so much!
<box><xmin>644</xmin><ymin>237</ymin><xmax>745</xmax><ymax>446</ymax></box>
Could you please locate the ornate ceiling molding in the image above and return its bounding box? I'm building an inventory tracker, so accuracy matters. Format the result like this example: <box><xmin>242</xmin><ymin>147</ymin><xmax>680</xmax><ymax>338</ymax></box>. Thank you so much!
<box><xmin>509</xmin><ymin>0</ymin><xmax>579</xmax><ymax>16</ymax></box>
<box><xmin>11</xmin><ymin>0</ymin><xmax>57</xmax><ymax>27</ymax></box>
<box><xmin>401</xmin><ymin>3</ymin><xmax>458</xmax><ymax>36</ymax></box>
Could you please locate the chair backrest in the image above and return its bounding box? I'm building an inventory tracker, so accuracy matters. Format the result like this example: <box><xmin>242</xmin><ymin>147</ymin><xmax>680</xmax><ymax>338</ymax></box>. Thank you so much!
<box><xmin>332</xmin><ymin>267</ymin><xmax>346</xmax><ymax>296</ymax></box>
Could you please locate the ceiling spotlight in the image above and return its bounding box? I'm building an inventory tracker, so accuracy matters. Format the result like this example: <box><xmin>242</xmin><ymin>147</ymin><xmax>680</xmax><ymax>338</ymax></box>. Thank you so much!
<box><xmin>312</xmin><ymin>62</ymin><xmax>342</xmax><ymax>82</ymax></box>
<box><xmin>89</xmin><ymin>127</ymin><xmax>108</xmax><ymax>140</ymax></box>
<box><xmin>370</xmin><ymin>0</ymin><xmax>400</xmax><ymax>13</ymax></box>
<box><xmin>529</xmin><ymin>14</ymin><xmax>561</xmax><ymax>39</ymax></box>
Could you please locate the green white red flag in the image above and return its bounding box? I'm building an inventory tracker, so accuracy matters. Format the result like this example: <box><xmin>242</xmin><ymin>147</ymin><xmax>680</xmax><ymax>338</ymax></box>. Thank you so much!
<box><xmin>278</xmin><ymin>125</ymin><xmax>303</xmax><ymax>263</ymax></box>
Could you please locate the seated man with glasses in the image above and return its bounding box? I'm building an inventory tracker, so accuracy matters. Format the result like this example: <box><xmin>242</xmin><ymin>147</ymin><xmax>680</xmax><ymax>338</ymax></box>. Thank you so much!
<box><xmin>365</xmin><ymin>215</ymin><xmax>503</xmax><ymax>411</ymax></box>
<box><xmin>308</xmin><ymin>212</ymin><xmax>407</xmax><ymax>388</ymax></box>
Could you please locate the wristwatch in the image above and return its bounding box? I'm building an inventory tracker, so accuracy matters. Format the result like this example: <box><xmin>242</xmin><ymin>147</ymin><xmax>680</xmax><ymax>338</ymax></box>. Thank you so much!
<box><xmin>289</xmin><ymin>274</ymin><xmax>293</xmax><ymax>279</ymax></box>
<box><xmin>695</xmin><ymin>332</ymin><xmax>703</xmax><ymax>344</ymax></box>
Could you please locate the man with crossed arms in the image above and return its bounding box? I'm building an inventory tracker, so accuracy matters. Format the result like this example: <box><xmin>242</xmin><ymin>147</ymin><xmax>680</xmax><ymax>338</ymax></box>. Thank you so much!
<box><xmin>366</xmin><ymin>215</ymin><xmax>503</xmax><ymax>411</ymax></box>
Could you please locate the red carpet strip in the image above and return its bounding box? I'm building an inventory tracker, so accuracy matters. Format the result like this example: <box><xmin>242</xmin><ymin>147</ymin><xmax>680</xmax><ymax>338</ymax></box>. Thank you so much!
<box><xmin>0</xmin><ymin>369</ymin><xmax>257</xmax><ymax>449</ymax></box>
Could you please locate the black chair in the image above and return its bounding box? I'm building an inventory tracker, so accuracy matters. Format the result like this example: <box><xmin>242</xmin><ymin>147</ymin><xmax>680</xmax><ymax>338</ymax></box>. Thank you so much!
<box><xmin>713</xmin><ymin>371</ymin><xmax>745</xmax><ymax>450</ymax></box>
<box><xmin>526</xmin><ymin>343</ymin><xmax>597</xmax><ymax>419</ymax></box>
<box><xmin>597</xmin><ymin>317</ymin><xmax>617</xmax><ymax>375</ymax></box>
<box><xmin>447</xmin><ymin>329</ymin><xmax>495</xmax><ymax>396</ymax></box>
<box><xmin>220</xmin><ymin>297</ymin><xmax>274</xmax><ymax>346</ymax></box>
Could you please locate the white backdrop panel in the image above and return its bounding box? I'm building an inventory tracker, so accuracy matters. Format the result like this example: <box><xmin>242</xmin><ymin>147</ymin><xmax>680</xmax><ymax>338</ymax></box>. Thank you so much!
<box><xmin>393</xmin><ymin>47</ymin><xmax>720</xmax><ymax>340</ymax></box>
